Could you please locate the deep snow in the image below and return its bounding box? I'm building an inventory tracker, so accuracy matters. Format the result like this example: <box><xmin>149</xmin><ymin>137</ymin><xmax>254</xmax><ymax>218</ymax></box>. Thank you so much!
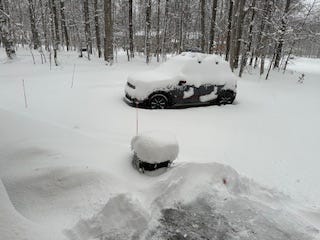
<box><xmin>0</xmin><ymin>48</ymin><xmax>320</xmax><ymax>240</ymax></box>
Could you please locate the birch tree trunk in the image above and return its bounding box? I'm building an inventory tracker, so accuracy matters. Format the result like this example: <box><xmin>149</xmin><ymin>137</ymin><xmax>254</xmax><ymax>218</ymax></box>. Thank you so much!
<box><xmin>104</xmin><ymin>0</ymin><xmax>113</xmax><ymax>64</ymax></box>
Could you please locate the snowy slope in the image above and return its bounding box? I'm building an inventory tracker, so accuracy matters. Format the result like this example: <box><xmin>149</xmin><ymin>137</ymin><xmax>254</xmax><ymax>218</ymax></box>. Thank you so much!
<box><xmin>0</xmin><ymin>48</ymin><xmax>320</xmax><ymax>239</ymax></box>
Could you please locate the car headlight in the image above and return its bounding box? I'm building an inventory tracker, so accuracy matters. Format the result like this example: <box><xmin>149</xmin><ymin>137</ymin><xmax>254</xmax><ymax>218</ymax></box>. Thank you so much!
<box><xmin>127</xmin><ymin>82</ymin><xmax>136</xmax><ymax>89</ymax></box>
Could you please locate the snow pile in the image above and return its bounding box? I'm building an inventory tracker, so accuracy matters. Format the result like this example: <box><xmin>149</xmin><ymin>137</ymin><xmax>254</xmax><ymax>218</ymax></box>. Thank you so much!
<box><xmin>64</xmin><ymin>194</ymin><xmax>149</xmax><ymax>240</ymax></box>
<box><xmin>0</xmin><ymin>178</ymin><xmax>65</xmax><ymax>240</ymax></box>
<box><xmin>65</xmin><ymin>162</ymin><xmax>319</xmax><ymax>240</ymax></box>
<box><xmin>126</xmin><ymin>52</ymin><xmax>238</xmax><ymax>100</ymax></box>
<box><xmin>131</xmin><ymin>131</ymin><xmax>179</xmax><ymax>164</ymax></box>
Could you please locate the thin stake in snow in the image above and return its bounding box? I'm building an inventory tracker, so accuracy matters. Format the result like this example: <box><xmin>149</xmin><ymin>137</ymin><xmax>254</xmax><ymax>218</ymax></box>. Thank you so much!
<box><xmin>136</xmin><ymin>102</ymin><xmax>139</xmax><ymax>135</ymax></box>
<box><xmin>71</xmin><ymin>64</ymin><xmax>76</xmax><ymax>88</ymax></box>
<box><xmin>22</xmin><ymin>79</ymin><xmax>28</xmax><ymax>108</ymax></box>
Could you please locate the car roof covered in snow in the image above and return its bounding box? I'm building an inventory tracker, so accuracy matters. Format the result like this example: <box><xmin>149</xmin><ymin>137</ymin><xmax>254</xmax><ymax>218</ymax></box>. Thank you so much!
<box><xmin>128</xmin><ymin>52</ymin><xmax>237</xmax><ymax>87</ymax></box>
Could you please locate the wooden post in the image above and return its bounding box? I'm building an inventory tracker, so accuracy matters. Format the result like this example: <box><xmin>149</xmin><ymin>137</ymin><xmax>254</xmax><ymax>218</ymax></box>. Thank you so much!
<box><xmin>22</xmin><ymin>79</ymin><xmax>28</xmax><ymax>108</ymax></box>
<box><xmin>71</xmin><ymin>64</ymin><xmax>76</xmax><ymax>88</ymax></box>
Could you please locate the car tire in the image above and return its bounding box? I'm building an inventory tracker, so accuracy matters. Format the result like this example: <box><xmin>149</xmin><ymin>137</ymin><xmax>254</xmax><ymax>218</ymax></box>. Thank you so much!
<box><xmin>149</xmin><ymin>94</ymin><xmax>169</xmax><ymax>109</ymax></box>
<box><xmin>217</xmin><ymin>90</ymin><xmax>235</xmax><ymax>105</ymax></box>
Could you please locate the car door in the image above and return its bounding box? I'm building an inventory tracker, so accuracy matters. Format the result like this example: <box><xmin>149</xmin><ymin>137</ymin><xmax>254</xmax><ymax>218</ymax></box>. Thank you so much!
<box><xmin>172</xmin><ymin>80</ymin><xmax>198</xmax><ymax>105</ymax></box>
<box><xmin>196</xmin><ymin>84</ymin><xmax>217</xmax><ymax>102</ymax></box>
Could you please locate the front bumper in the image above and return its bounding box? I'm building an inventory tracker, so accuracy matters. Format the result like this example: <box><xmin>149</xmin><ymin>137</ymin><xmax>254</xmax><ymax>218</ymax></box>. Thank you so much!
<box><xmin>123</xmin><ymin>93</ymin><xmax>147</xmax><ymax>108</ymax></box>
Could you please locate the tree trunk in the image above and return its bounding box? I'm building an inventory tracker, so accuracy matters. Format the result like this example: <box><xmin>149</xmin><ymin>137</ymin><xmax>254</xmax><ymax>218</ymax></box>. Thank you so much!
<box><xmin>27</xmin><ymin>0</ymin><xmax>40</xmax><ymax>49</ymax></box>
<box><xmin>0</xmin><ymin>0</ymin><xmax>15</xmax><ymax>58</ymax></box>
<box><xmin>51</xmin><ymin>0</ymin><xmax>60</xmax><ymax>46</ymax></box>
<box><xmin>104</xmin><ymin>0</ymin><xmax>113</xmax><ymax>64</ymax></box>
<box><xmin>161</xmin><ymin>0</ymin><xmax>169</xmax><ymax>60</ymax></box>
<box><xmin>83</xmin><ymin>0</ymin><xmax>92</xmax><ymax>57</ymax></box>
<box><xmin>156</xmin><ymin>0</ymin><xmax>160</xmax><ymax>61</ymax></box>
<box><xmin>178</xmin><ymin>0</ymin><xmax>185</xmax><ymax>54</ymax></box>
<box><xmin>60</xmin><ymin>0</ymin><xmax>69</xmax><ymax>51</ymax></box>
<box><xmin>239</xmin><ymin>0</ymin><xmax>256</xmax><ymax>77</ymax></box>
<box><xmin>93</xmin><ymin>0</ymin><xmax>102</xmax><ymax>58</ymax></box>
<box><xmin>209</xmin><ymin>0</ymin><xmax>218</xmax><ymax>54</ymax></box>
<box><xmin>225</xmin><ymin>0</ymin><xmax>233</xmax><ymax>61</ymax></box>
<box><xmin>231</xmin><ymin>0</ymin><xmax>246</xmax><ymax>70</ymax></box>
<box><xmin>260</xmin><ymin>0</ymin><xmax>273</xmax><ymax>75</ymax></box>
<box><xmin>229</xmin><ymin>0</ymin><xmax>239</xmax><ymax>70</ymax></box>
<box><xmin>39</xmin><ymin>0</ymin><xmax>49</xmax><ymax>51</ymax></box>
<box><xmin>129</xmin><ymin>0</ymin><xmax>134</xmax><ymax>59</ymax></box>
<box><xmin>273</xmin><ymin>0</ymin><xmax>291</xmax><ymax>68</ymax></box>
<box><xmin>200</xmin><ymin>0</ymin><xmax>206</xmax><ymax>52</ymax></box>
<box><xmin>145</xmin><ymin>0</ymin><xmax>151</xmax><ymax>63</ymax></box>
<box><xmin>49</xmin><ymin>0</ymin><xmax>58</xmax><ymax>65</ymax></box>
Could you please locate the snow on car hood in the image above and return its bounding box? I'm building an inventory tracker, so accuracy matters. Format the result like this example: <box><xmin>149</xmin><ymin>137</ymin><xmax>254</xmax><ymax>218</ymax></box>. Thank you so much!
<box><xmin>126</xmin><ymin>53</ymin><xmax>238</xmax><ymax>101</ymax></box>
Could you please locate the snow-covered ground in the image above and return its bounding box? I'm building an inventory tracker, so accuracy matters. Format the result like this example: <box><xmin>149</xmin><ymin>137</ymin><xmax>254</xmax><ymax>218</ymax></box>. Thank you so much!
<box><xmin>0</xmin><ymin>48</ymin><xmax>320</xmax><ymax>239</ymax></box>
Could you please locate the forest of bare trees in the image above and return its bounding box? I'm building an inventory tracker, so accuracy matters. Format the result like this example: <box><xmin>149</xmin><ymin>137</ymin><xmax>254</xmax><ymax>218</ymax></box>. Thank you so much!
<box><xmin>0</xmin><ymin>0</ymin><xmax>319</xmax><ymax>76</ymax></box>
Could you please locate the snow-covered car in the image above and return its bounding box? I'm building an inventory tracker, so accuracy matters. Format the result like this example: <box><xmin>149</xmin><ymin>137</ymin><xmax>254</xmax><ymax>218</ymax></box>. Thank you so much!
<box><xmin>124</xmin><ymin>52</ymin><xmax>238</xmax><ymax>109</ymax></box>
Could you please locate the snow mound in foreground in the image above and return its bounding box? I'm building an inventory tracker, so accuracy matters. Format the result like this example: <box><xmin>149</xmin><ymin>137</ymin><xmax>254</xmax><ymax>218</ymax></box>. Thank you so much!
<box><xmin>0</xmin><ymin>178</ymin><xmax>65</xmax><ymax>240</ymax></box>
<box><xmin>2</xmin><ymin>166</ymin><xmax>122</xmax><ymax>228</ymax></box>
<box><xmin>131</xmin><ymin>131</ymin><xmax>179</xmax><ymax>163</ymax></box>
<box><xmin>66</xmin><ymin>162</ymin><xmax>319</xmax><ymax>240</ymax></box>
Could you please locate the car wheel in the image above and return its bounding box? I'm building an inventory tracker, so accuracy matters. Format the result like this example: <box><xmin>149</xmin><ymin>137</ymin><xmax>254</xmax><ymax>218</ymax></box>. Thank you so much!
<box><xmin>218</xmin><ymin>90</ymin><xmax>235</xmax><ymax>105</ymax></box>
<box><xmin>149</xmin><ymin>94</ymin><xmax>169</xmax><ymax>109</ymax></box>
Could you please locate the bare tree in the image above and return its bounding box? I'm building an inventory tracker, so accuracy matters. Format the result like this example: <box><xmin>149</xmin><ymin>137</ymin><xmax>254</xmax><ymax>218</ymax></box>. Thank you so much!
<box><xmin>273</xmin><ymin>0</ymin><xmax>291</xmax><ymax>68</ymax></box>
<box><xmin>239</xmin><ymin>0</ymin><xmax>256</xmax><ymax>77</ymax></box>
<box><xmin>0</xmin><ymin>0</ymin><xmax>15</xmax><ymax>58</ymax></box>
<box><xmin>225</xmin><ymin>0</ymin><xmax>233</xmax><ymax>61</ymax></box>
<box><xmin>104</xmin><ymin>0</ymin><xmax>113</xmax><ymax>64</ymax></box>
<box><xmin>27</xmin><ymin>0</ymin><xmax>40</xmax><ymax>49</ymax></box>
<box><xmin>230</xmin><ymin>0</ymin><xmax>247</xmax><ymax>71</ymax></box>
<box><xmin>129</xmin><ymin>0</ymin><xmax>134</xmax><ymax>59</ymax></box>
<box><xmin>200</xmin><ymin>0</ymin><xmax>206</xmax><ymax>52</ymax></box>
<box><xmin>209</xmin><ymin>0</ymin><xmax>218</xmax><ymax>54</ymax></box>
<box><xmin>145</xmin><ymin>0</ymin><xmax>151</xmax><ymax>63</ymax></box>
<box><xmin>93</xmin><ymin>0</ymin><xmax>102</xmax><ymax>58</ymax></box>
<box><xmin>83</xmin><ymin>0</ymin><xmax>92</xmax><ymax>58</ymax></box>
<box><xmin>156</xmin><ymin>0</ymin><xmax>160</xmax><ymax>61</ymax></box>
<box><xmin>60</xmin><ymin>0</ymin><xmax>69</xmax><ymax>51</ymax></box>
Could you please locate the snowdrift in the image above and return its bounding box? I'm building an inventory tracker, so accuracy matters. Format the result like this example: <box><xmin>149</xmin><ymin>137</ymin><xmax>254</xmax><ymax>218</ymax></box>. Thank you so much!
<box><xmin>0</xmin><ymin>178</ymin><xmax>65</xmax><ymax>240</ymax></box>
<box><xmin>66</xmin><ymin>163</ymin><xmax>319</xmax><ymax>240</ymax></box>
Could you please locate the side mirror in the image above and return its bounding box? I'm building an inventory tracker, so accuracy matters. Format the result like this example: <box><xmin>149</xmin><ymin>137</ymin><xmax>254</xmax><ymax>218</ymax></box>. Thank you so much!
<box><xmin>178</xmin><ymin>80</ymin><xmax>186</xmax><ymax>86</ymax></box>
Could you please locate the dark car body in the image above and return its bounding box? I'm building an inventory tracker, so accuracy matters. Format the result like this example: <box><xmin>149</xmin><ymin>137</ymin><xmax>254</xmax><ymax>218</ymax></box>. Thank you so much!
<box><xmin>124</xmin><ymin>53</ymin><xmax>237</xmax><ymax>109</ymax></box>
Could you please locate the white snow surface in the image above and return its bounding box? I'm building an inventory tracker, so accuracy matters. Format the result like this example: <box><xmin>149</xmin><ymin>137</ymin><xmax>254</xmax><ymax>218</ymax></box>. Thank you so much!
<box><xmin>183</xmin><ymin>87</ymin><xmax>194</xmax><ymax>99</ymax></box>
<box><xmin>131</xmin><ymin>131</ymin><xmax>179</xmax><ymax>163</ymax></box>
<box><xmin>126</xmin><ymin>52</ymin><xmax>238</xmax><ymax>100</ymax></box>
<box><xmin>1</xmin><ymin>49</ymin><xmax>320</xmax><ymax>240</ymax></box>
<box><xmin>199</xmin><ymin>88</ymin><xmax>218</xmax><ymax>102</ymax></box>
